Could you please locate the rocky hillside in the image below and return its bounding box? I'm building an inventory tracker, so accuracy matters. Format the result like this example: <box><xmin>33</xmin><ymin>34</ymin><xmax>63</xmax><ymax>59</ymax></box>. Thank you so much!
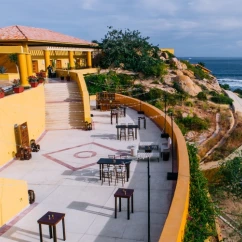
<box><xmin>135</xmin><ymin>53</ymin><xmax>222</xmax><ymax>96</ymax></box>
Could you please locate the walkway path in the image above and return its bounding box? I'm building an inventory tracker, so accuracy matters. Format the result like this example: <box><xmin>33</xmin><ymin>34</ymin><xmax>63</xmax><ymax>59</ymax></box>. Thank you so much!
<box><xmin>200</xmin><ymin>90</ymin><xmax>242</xmax><ymax>169</ymax></box>
<box><xmin>0</xmin><ymin>101</ymin><xmax>173</xmax><ymax>242</ymax></box>
<box><xmin>225</xmin><ymin>90</ymin><xmax>242</xmax><ymax>113</ymax></box>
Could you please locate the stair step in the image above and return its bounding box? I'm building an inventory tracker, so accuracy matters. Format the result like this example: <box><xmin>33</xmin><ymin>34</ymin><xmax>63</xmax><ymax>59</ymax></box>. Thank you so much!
<box><xmin>44</xmin><ymin>80</ymin><xmax>86</xmax><ymax>130</ymax></box>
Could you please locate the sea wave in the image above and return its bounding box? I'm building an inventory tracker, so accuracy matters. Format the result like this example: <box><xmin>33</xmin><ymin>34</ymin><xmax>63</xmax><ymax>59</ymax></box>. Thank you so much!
<box><xmin>218</xmin><ymin>78</ymin><xmax>242</xmax><ymax>83</ymax></box>
<box><xmin>218</xmin><ymin>79</ymin><xmax>242</xmax><ymax>90</ymax></box>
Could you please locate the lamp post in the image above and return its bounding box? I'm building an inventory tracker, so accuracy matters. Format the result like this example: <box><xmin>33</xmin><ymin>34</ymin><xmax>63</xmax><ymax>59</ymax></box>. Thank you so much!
<box><xmin>161</xmin><ymin>93</ymin><xmax>169</xmax><ymax>138</ymax></box>
<box><xmin>137</xmin><ymin>152</ymin><xmax>152</xmax><ymax>242</ymax></box>
<box><xmin>137</xmin><ymin>100</ymin><xmax>144</xmax><ymax>114</ymax></box>
<box><xmin>167</xmin><ymin>112</ymin><xmax>178</xmax><ymax>180</ymax></box>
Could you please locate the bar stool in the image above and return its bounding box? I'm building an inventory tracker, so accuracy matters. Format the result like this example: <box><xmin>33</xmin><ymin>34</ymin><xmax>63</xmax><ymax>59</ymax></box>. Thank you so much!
<box><xmin>102</xmin><ymin>164</ymin><xmax>113</xmax><ymax>186</ymax></box>
<box><xmin>120</xmin><ymin>128</ymin><xmax>126</xmax><ymax>141</ymax></box>
<box><xmin>127</xmin><ymin>127</ymin><xmax>134</xmax><ymax>140</ymax></box>
<box><xmin>115</xmin><ymin>163</ymin><xmax>126</xmax><ymax>186</ymax></box>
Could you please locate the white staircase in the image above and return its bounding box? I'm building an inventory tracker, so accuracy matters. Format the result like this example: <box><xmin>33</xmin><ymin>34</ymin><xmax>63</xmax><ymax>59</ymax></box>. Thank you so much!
<box><xmin>45</xmin><ymin>82</ymin><xmax>85</xmax><ymax>130</ymax></box>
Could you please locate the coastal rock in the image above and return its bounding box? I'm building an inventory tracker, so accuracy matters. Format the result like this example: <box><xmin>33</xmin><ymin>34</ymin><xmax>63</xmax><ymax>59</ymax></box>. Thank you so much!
<box><xmin>163</xmin><ymin>74</ymin><xmax>173</xmax><ymax>85</ymax></box>
<box><xmin>183</xmin><ymin>69</ymin><xmax>195</xmax><ymax>78</ymax></box>
<box><xmin>161</xmin><ymin>52</ymin><xmax>169</xmax><ymax>59</ymax></box>
<box><xmin>198</xmin><ymin>78</ymin><xmax>222</xmax><ymax>93</ymax></box>
<box><xmin>171</xmin><ymin>70</ymin><xmax>183</xmax><ymax>76</ymax></box>
<box><xmin>174</xmin><ymin>74</ymin><xmax>202</xmax><ymax>96</ymax></box>
<box><xmin>170</xmin><ymin>58</ymin><xmax>183</xmax><ymax>70</ymax></box>
<box><xmin>181</xmin><ymin>62</ymin><xmax>187</xmax><ymax>70</ymax></box>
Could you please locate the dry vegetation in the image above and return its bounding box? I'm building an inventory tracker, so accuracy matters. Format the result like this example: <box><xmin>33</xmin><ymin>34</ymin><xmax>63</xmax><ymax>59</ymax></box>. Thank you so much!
<box><xmin>198</xmin><ymin>108</ymin><xmax>233</xmax><ymax>161</ymax></box>
<box><xmin>214</xmin><ymin>195</ymin><xmax>242</xmax><ymax>242</ymax></box>
<box><xmin>207</xmin><ymin>115</ymin><xmax>242</xmax><ymax>161</ymax></box>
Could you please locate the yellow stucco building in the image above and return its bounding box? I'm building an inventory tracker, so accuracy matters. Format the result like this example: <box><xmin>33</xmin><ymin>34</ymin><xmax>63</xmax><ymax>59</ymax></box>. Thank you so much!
<box><xmin>0</xmin><ymin>25</ymin><xmax>97</xmax><ymax>86</ymax></box>
<box><xmin>0</xmin><ymin>25</ymin><xmax>98</xmax><ymax>228</ymax></box>
<box><xmin>160</xmin><ymin>48</ymin><xmax>175</xmax><ymax>55</ymax></box>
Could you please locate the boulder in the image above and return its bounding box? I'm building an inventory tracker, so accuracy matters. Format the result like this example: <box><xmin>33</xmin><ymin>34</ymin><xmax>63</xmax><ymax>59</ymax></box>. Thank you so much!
<box><xmin>174</xmin><ymin>74</ymin><xmax>202</xmax><ymax>96</ymax></box>
<box><xmin>172</xmin><ymin>70</ymin><xmax>183</xmax><ymax>76</ymax></box>
<box><xmin>181</xmin><ymin>62</ymin><xmax>187</xmax><ymax>70</ymax></box>
<box><xmin>183</xmin><ymin>69</ymin><xmax>195</xmax><ymax>78</ymax></box>
<box><xmin>161</xmin><ymin>52</ymin><xmax>169</xmax><ymax>59</ymax></box>
<box><xmin>170</xmin><ymin>58</ymin><xmax>183</xmax><ymax>70</ymax></box>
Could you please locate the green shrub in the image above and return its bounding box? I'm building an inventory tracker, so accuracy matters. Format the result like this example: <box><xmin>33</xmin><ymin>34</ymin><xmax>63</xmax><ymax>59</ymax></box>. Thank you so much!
<box><xmin>234</xmin><ymin>88</ymin><xmax>242</xmax><ymax>97</ymax></box>
<box><xmin>173</xmin><ymin>81</ymin><xmax>184</xmax><ymax>93</ymax></box>
<box><xmin>143</xmin><ymin>88</ymin><xmax>163</xmax><ymax>104</ymax></box>
<box><xmin>185</xmin><ymin>101</ymin><xmax>194</xmax><ymax>107</ymax></box>
<box><xmin>84</xmin><ymin>72</ymin><xmax>134</xmax><ymax>95</ymax></box>
<box><xmin>184</xmin><ymin>144</ymin><xmax>216</xmax><ymax>241</ymax></box>
<box><xmin>180</xmin><ymin>60</ymin><xmax>212</xmax><ymax>80</ymax></box>
<box><xmin>210</xmin><ymin>94</ymin><xmax>233</xmax><ymax>105</ymax></box>
<box><xmin>176</xmin><ymin>115</ymin><xmax>209</xmax><ymax>132</ymax></box>
<box><xmin>197</xmin><ymin>92</ymin><xmax>207</xmax><ymax>101</ymax></box>
<box><xmin>209</xmin><ymin>91</ymin><xmax>218</xmax><ymax>96</ymax></box>
<box><xmin>210</xmin><ymin>157</ymin><xmax>242</xmax><ymax>198</ymax></box>
<box><xmin>169</xmin><ymin>62</ymin><xmax>177</xmax><ymax>70</ymax></box>
<box><xmin>219</xmin><ymin>83</ymin><xmax>230</xmax><ymax>90</ymax></box>
<box><xmin>99</xmin><ymin>26</ymin><xmax>165</xmax><ymax>77</ymax></box>
<box><xmin>154</xmin><ymin>101</ymin><xmax>163</xmax><ymax>109</ymax></box>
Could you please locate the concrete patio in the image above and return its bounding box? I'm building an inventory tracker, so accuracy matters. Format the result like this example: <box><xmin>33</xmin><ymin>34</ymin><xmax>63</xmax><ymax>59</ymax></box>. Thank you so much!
<box><xmin>0</xmin><ymin>100</ymin><xmax>174</xmax><ymax>242</ymax></box>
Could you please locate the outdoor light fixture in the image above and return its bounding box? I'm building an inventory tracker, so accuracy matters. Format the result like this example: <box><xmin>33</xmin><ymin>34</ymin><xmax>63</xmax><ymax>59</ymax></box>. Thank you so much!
<box><xmin>137</xmin><ymin>100</ymin><xmax>144</xmax><ymax>114</ymax></box>
<box><xmin>161</xmin><ymin>93</ymin><xmax>169</xmax><ymax>138</ymax></box>
<box><xmin>167</xmin><ymin>112</ymin><xmax>178</xmax><ymax>180</ymax></box>
<box><xmin>137</xmin><ymin>152</ymin><xmax>153</xmax><ymax>242</ymax></box>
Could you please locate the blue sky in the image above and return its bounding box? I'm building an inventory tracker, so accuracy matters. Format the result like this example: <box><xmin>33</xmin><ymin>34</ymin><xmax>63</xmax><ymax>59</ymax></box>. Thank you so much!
<box><xmin>1</xmin><ymin>0</ymin><xmax>242</xmax><ymax>57</ymax></box>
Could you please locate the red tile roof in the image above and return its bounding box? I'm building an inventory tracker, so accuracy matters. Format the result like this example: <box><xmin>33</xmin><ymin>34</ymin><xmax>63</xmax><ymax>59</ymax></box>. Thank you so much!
<box><xmin>0</xmin><ymin>25</ymin><xmax>93</xmax><ymax>46</ymax></box>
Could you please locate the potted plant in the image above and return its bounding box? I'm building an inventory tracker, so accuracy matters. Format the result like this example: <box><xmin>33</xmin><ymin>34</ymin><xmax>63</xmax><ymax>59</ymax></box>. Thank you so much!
<box><xmin>39</xmin><ymin>70</ymin><xmax>46</xmax><ymax>78</ymax></box>
<box><xmin>36</xmin><ymin>72</ymin><xmax>45</xmax><ymax>83</ymax></box>
<box><xmin>12</xmin><ymin>79</ymin><xmax>24</xmax><ymax>93</ymax></box>
<box><xmin>28</xmin><ymin>75</ymin><xmax>39</xmax><ymax>87</ymax></box>
<box><xmin>0</xmin><ymin>87</ymin><xmax>5</xmax><ymax>98</ymax></box>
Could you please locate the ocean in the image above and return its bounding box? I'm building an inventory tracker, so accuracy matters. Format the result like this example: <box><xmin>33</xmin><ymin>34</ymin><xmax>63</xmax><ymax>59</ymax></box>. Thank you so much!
<box><xmin>179</xmin><ymin>57</ymin><xmax>242</xmax><ymax>90</ymax></box>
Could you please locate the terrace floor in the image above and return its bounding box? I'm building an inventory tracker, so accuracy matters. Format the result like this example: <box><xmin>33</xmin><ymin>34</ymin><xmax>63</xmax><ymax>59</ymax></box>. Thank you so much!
<box><xmin>0</xmin><ymin>100</ymin><xmax>175</xmax><ymax>242</ymax></box>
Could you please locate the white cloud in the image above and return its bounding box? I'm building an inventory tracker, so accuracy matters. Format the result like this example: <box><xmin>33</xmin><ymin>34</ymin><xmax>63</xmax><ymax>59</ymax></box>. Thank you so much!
<box><xmin>140</xmin><ymin>0</ymin><xmax>180</xmax><ymax>15</ymax></box>
<box><xmin>236</xmin><ymin>40</ymin><xmax>242</xmax><ymax>47</ymax></box>
<box><xmin>189</xmin><ymin>0</ymin><xmax>242</xmax><ymax>14</ymax></box>
<box><xmin>80</xmin><ymin>0</ymin><xmax>98</xmax><ymax>10</ymax></box>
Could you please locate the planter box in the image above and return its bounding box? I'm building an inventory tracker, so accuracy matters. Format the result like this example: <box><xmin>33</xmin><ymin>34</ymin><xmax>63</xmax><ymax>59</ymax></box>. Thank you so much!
<box><xmin>30</xmin><ymin>82</ymin><xmax>38</xmax><ymax>88</ymax></box>
<box><xmin>13</xmin><ymin>86</ymin><xmax>24</xmax><ymax>93</ymax></box>
<box><xmin>38</xmin><ymin>79</ymin><xmax>44</xmax><ymax>83</ymax></box>
<box><xmin>0</xmin><ymin>92</ymin><xmax>4</xmax><ymax>98</ymax></box>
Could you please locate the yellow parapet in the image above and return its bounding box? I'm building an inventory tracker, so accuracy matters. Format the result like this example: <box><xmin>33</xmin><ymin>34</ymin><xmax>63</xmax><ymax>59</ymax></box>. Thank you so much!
<box><xmin>0</xmin><ymin>85</ymin><xmax>45</xmax><ymax>166</ymax></box>
<box><xmin>115</xmin><ymin>94</ymin><xmax>190</xmax><ymax>242</ymax></box>
<box><xmin>0</xmin><ymin>178</ymin><xmax>29</xmax><ymax>227</ymax></box>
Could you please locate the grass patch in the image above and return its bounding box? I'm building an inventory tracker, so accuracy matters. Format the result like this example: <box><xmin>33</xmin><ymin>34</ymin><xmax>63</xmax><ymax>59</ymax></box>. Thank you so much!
<box><xmin>184</xmin><ymin>144</ymin><xmax>216</xmax><ymax>241</ymax></box>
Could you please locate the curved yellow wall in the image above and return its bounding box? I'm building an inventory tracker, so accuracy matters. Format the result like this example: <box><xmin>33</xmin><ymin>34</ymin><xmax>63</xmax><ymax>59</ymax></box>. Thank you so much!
<box><xmin>0</xmin><ymin>178</ymin><xmax>29</xmax><ymax>226</ymax></box>
<box><xmin>115</xmin><ymin>94</ymin><xmax>190</xmax><ymax>242</ymax></box>
<box><xmin>0</xmin><ymin>85</ymin><xmax>45</xmax><ymax>166</ymax></box>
